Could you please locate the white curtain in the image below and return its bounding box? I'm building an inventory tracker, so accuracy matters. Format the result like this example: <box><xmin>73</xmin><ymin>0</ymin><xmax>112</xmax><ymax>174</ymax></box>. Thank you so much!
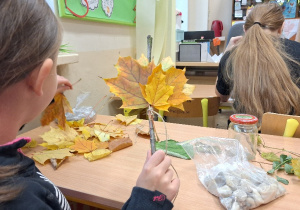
<box><xmin>136</xmin><ymin>0</ymin><xmax>176</xmax><ymax>65</ymax></box>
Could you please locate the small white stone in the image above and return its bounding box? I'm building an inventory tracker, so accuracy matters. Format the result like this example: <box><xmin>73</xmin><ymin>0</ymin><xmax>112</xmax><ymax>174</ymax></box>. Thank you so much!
<box><xmin>217</xmin><ymin>185</ymin><xmax>232</xmax><ymax>198</ymax></box>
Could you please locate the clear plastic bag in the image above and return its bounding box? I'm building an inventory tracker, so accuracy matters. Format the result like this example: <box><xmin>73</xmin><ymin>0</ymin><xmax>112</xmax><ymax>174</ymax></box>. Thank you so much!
<box><xmin>65</xmin><ymin>92</ymin><xmax>96</xmax><ymax>123</ymax></box>
<box><xmin>179</xmin><ymin>137</ymin><xmax>286</xmax><ymax>210</ymax></box>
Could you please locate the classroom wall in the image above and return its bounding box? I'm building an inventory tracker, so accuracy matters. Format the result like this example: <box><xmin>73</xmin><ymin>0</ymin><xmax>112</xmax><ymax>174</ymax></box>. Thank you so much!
<box><xmin>187</xmin><ymin>0</ymin><xmax>232</xmax><ymax>39</ymax></box>
<box><xmin>188</xmin><ymin>0</ymin><xmax>209</xmax><ymax>31</ymax></box>
<box><xmin>208</xmin><ymin>0</ymin><xmax>232</xmax><ymax>40</ymax></box>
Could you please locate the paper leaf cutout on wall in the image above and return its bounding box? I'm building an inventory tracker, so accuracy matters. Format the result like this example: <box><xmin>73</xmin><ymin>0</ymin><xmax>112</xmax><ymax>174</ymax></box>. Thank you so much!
<box><xmin>33</xmin><ymin>148</ymin><xmax>74</xmax><ymax>165</ymax></box>
<box><xmin>104</xmin><ymin>56</ymin><xmax>156</xmax><ymax>109</ymax></box>
<box><xmin>40</xmin><ymin>93</ymin><xmax>73</xmax><ymax>129</ymax></box>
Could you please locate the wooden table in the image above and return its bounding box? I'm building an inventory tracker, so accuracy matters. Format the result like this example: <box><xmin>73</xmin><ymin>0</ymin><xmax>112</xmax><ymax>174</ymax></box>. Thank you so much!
<box><xmin>20</xmin><ymin>115</ymin><xmax>300</xmax><ymax>210</ymax></box>
<box><xmin>190</xmin><ymin>84</ymin><xmax>218</xmax><ymax>98</ymax></box>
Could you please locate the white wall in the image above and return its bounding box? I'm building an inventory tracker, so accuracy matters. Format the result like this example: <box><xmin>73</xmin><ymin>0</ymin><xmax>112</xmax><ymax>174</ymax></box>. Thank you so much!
<box><xmin>187</xmin><ymin>0</ymin><xmax>232</xmax><ymax>40</ymax></box>
<box><xmin>208</xmin><ymin>0</ymin><xmax>232</xmax><ymax>39</ymax></box>
<box><xmin>188</xmin><ymin>0</ymin><xmax>209</xmax><ymax>31</ymax></box>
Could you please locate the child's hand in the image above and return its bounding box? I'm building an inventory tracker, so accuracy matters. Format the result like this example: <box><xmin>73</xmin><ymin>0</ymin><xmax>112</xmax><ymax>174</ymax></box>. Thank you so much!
<box><xmin>225</xmin><ymin>36</ymin><xmax>243</xmax><ymax>52</ymax></box>
<box><xmin>136</xmin><ymin>150</ymin><xmax>180</xmax><ymax>201</ymax></box>
<box><xmin>56</xmin><ymin>75</ymin><xmax>72</xmax><ymax>93</ymax></box>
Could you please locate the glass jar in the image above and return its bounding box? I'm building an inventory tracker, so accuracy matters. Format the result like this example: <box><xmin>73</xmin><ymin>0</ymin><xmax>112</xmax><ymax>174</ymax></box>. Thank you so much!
<box><xmin>228</xmin><ymin>114</ymin><xmax>258</xmax><ymax>161</ymax></box>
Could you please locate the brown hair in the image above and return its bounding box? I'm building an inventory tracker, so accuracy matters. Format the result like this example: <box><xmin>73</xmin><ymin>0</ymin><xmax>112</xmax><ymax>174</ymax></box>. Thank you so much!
<box><xmin>0</xmin><ymin>0</ymin><xmax>62</xmax><ymax>92</ymax></box>
<box><xmin>0</xmin><ymin>0</ymin><xmax>62</xmax><ymax>203</ymax></box>
<box><xmin>226</xmin><ymin>3</ymin><xmax>300</xmax><ymax>121</ymax></box>
<box><xmin>0</xmin><ymin>165</ymin><xmax>24</xmax><ymax>204</ymax></box>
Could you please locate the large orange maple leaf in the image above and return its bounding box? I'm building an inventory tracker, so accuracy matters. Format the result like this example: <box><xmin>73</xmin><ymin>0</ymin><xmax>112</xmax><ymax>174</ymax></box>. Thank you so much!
<box><xmin>104</xmin><ymin>56</ymin><xmax>156</xmax><ymax>109</ymax></box>
<box><xmin>104</xmin><ymin>56</ymin><xmax>194</xmax><ymax>112</ymax></box>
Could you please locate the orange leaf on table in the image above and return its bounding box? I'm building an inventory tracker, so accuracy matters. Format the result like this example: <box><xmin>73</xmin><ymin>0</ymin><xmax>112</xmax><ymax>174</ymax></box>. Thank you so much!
<box><xmin>40</xmin><ymin>93</ymin><xmax>73</xmax><ymax>130</ymax></box>
<box><xmin>103</xmin><ymin>56</ymin><xmax>155</xmax><ymax>109</ymax></box>
<box><xmin>69</xmin><ymin>137</ymin><xmax>98</xmax><ymax>153</ymax></box>
<box><xmin>140</xmin><ymin>65</ymin><xmax>174</xmax><ymax>111</ymax></box>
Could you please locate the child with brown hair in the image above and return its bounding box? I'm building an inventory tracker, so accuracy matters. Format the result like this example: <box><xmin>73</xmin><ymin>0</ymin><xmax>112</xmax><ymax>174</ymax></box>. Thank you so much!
<box><xmin>0</xmin><ymin>0</ymin><xmax>179</xmax><ymax>209</ymax></box>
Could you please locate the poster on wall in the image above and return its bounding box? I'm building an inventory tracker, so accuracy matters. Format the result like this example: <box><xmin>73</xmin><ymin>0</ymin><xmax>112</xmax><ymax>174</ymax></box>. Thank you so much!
<box><xmin>58</xmin><ymin>0</ymin><xmax>136</xmax><ymax>26</ymax></box>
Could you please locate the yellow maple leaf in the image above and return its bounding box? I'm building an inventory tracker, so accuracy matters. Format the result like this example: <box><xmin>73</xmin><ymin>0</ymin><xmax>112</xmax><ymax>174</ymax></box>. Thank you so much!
<box><xmin>182</xmin><ymin>83</ymin><xmax>196</xmax><ymax>96</ymax></box>
<box><xmin>84</xmin><ymin>149</ymin><xmax>112</xmax><ymax>161</ymax></box>
<box><xmin>94</xmin><ymin>124</ymin><xmax>124</xmax><ymax>138</ymax></box>
<box><xmin>164</xmin><ymin>67</ymin><xmax>191</xmax><ymax>109</ymax></box>
<box><xmin>104</xmin><ymin>56</ymin><xmax>156</xmax><ymax>109</ymax></box>
<box><xmin>23</xmin><ymin>139</ymin><xmax>37</xmax><ymax>148</ymax></box>
<box><xmin>116</xmin><ymin>114</ymin><xmax>138</xmax><ymax>126</ymax></box>
<box><xmin>40</xmin><ymin>93</ymin><xmax>73</xmax><ymax>130</ymax></box>
<box><xmin>94</xmin><ymin>130</ymin><xmax>110</xmax><ymax>142</ymax></box>
<box><xmin>161</xmin><ymin>56</ymin><xmax>175</xmax><ymax>71</ymax></box>
<box><xmin>66</xmin><ymin>118</ymin><xmax>85</xmax><ymax>127</ymax></box>
<box><xmin>69</xmin><ymin>137</ymin><xmax>97</xmax><ymax>153</ymax></box>
<box><xmin>33</xmin><ymin>148</ymin><xmax>74</xmax><ymax>165</ymax></box>
<box><xmin>140</xmin><ymin>65</ymin><xmax>174</xmax><ymax>111</ymax></box>
<box><xmin>40</xmin><ymin>125</ymin><xmax>78</xmax><ymax>149</ymax></box>
<box><xmin>137</xmin><ymin>54</ymin><xmax>150</xmax><ymax>66</ymax></box>
<box><xmin>78</xmin><ymin>126</ymin><xmax>96</xmax><ymax>137</ymax></box>
<box><xmin>292</xmin><ymin>158</ymin><xmax>300</xmax><ymax>178</ymax></box>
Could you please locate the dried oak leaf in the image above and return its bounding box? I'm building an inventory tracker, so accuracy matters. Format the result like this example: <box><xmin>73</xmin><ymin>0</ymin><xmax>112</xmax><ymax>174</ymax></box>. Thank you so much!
<box><xmin>104</xmin><ymin>56</ymin><xmax>156</xmax><ymax>109</ymax></box>
<box><xmin>33</xmin><ymin>148</ymin><xmax>74</xmax><ymax>165</ymax></box>
<box><xmin>109</xmin><ymin>137</ymin><xmax>133</xmax><ymax>152</ymax></box>
<box><xmin>69</xmin><ymin>137</ymin><xmax>98</xmax><ymax>153</ymax></box>
<box><xmin>40</xmin><ymin>93</ymin><xmax>73</xmax><ymax>130</ymax></box>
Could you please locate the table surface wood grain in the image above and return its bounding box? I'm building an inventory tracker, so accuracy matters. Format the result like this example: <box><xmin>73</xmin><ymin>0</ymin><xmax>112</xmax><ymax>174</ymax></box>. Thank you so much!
<box><xmin>20</xmin><ymin>115</ymin><xmax>300</xmax><ymax>210</ymax></box>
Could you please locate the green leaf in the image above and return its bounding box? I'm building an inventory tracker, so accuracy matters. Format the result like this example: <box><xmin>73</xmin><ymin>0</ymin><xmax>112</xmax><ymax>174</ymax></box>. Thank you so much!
<box><xmin>276</xmin><ymin>176</ymin><xmax>289</xmax><ymax>185</ymax></box>
<box><xmin>273</xmin><ymin>161</ymin><xmax>283</xmax><ymax>170</ymax></box>
<box><xmin>261</xmin><ymin>152</ymin><xmax>280</xmax><ymax>162</ymax></box>
<box><xmin>280</xmin><ymin>154</ymin><xmax>288</xmax><ymax>163</ymax></box>
<box><xmin>284</xmin><ymin>164</ymin><xmax>294</xmax><ymax>174</ymax></box>
<box><xmin>257</xmin><ymin>135</ymin><xmax>262</xmax><ymax>146</ymax></box>
<box><xmin>280</xmin><ymin>154</ymin><xmax>292</xmax><ymax>164</ymax></box>
<box><xmin>156</xmin><ymin>139</ymin><xmax>191</xmax><ymax>160</ymax></box>
<box><xmin>267</xmin><ymin>169</ymin><xmax>275</xmax><ymax>174</ymax></box>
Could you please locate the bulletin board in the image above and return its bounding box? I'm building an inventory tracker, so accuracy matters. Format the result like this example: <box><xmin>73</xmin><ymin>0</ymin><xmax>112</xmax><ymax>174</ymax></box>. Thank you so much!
<box><xmin>57</xmin><ymin>0</ymin><xmax>136</xmax><ymax>26</ymax></box>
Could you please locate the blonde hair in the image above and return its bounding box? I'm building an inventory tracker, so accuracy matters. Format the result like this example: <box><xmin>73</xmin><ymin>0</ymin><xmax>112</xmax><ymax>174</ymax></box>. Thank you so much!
<box><xmin>0</xmin><ymin>0</ymin><xmax>62</xmax><ymax>203</ymax></box>
<box><xmin>226</xmin><ymin>3</ymin><xmax>300</xmax><ymax>121</ymax></box>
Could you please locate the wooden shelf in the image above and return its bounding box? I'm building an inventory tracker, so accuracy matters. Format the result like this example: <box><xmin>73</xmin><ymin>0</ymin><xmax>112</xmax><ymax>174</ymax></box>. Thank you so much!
<box><xmin>57</xmin><ymin>53</ymin><xmax>79</xmax><ymax>66</ymax></box>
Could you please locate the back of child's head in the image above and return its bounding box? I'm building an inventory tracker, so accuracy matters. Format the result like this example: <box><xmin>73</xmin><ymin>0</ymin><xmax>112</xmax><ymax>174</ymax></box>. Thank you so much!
<box><xmin>227</xmin><ymin>2</ymin><xmax>300</xmax><ymax>121</ymax></box>
<box><xmin>244</xmin><ymin>3</ymin><xmax>284</xmax><ymax>32</ymax></box>
<box><xmin>0</xmin><ymin>0</ymin><xmax>62</xmax><ymax>92</ymax></box>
